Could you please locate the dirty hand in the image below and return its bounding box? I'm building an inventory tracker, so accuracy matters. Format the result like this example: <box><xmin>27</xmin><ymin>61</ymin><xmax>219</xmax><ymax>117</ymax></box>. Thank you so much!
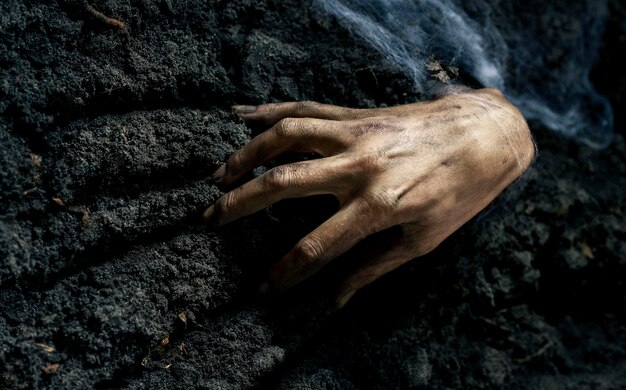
<box><xmin>203</xmin><ymin>88</ymin><xmax>536</xmax><ymax>308</ymax></box>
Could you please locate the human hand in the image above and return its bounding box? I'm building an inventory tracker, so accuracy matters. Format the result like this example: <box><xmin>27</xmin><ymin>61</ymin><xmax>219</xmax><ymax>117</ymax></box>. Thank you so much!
<box><xmin>203</xmin><ymin>88</ymin><xmax>535</xmax><ymax>308</ymax></box>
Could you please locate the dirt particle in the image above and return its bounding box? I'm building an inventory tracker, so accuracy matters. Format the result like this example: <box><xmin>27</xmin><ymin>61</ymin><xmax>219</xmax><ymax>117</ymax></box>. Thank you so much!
<box><xmin>178</xmin><ymin>311</ymin><xmax>187</xmax><ymax>328</ymax></box>
<box><xmin>581</xmin><ymin>243</ymin><xmax>595</xmax><ymax>260</ymax></box>
<box><xmin>43</xmin><ymin>363</ymin><xmax>60</xmax><ymax>374</ymax></box>
<box><xmin>515</xmin><ymin>341</ymin><xmax>554</xmax><ymax>364</ymax></box>
<box><xmin>30</xmin><ymin>154</ymin><xmax>42</xmax><ymax>188</ymax></box>
<box><xmin>30</xmin><ymin>154</ymin><xmax>42</xmax><ymax>167</ymax></box>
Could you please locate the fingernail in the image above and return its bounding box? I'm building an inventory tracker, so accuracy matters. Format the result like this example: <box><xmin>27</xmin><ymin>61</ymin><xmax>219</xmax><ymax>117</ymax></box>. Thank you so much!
<box><xmin>231</xmin><ymin>105</ymin><xmax>257</xmax><ymax>115</ymax></box>
<box><xmin>336</xmin><ymin>289</ymin><xmax>356</xmax><ymax>310</ymax></box>
<box><xmin>212</xmin><ymin>164</ymin><xmax>226</xmax><ymax>183</ymax></box>
<box><xmin>258</xmin><ymin>281</ymin><xmax>270</xmax><ymax>294</ymax></box>
<box><xmin>202</xmin><ymin>205</ymin><xmax>218</xmax><ymax>226</ymax></box>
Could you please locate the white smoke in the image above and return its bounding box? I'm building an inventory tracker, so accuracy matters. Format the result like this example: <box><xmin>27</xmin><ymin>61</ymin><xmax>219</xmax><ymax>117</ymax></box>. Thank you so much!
<box><xmin>318</xmin><ymin>0</ymin><xmax>614</xmax><ymax>148</ymax></box>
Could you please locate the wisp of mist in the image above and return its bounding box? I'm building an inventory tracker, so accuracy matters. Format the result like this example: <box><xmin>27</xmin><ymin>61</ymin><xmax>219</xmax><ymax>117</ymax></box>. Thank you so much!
<box><xmin>318</xmin><ymin>0</ymin><xmax>613</xmax><ymax>148</ymax></box>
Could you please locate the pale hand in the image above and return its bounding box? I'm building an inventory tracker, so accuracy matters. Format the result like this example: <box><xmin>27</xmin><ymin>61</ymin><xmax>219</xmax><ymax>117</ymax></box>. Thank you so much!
<box><xmin>203</xmin><ymin>88</ymin><xmax>536</xmax><ymax>308</ymax></box>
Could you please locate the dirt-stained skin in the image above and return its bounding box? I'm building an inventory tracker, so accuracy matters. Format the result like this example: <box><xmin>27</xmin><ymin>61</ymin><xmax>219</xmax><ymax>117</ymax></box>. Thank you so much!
<box><xmin>203</xmin><ymin>88</ymin><xmax>536</xmax><ymax>308</ymax></box>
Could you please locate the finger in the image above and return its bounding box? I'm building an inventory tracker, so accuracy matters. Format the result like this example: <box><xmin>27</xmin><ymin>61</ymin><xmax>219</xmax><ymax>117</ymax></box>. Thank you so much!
<box><xmin>232</xmin><ymin>101</ymin><xmax>372</xmax><ymax>124</ymax></box>
<box><xmin>262</xmin><ymin>200</ymin><xmax>383</xmax><ymax>292</ymax></box>
<box><xmin>203</xmin><ymin>157</ymin><xmax>347</xmax><ymax>227</ymax></box>
<box><xmin>335</xmin><ymin>235</ymin><xmax>418</xmax><ymax>309</ymax></box>
<box><xmin>214</xmin><ymin>117</ymin><xmax>349</xmax><ymax>185</ymax></box>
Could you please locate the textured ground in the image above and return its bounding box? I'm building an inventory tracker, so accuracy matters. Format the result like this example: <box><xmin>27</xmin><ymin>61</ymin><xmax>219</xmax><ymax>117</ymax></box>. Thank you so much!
<box><xmin>1</xmin><ymin>0</ymin><xmax>625</xmax><ymax>389</ymax></box>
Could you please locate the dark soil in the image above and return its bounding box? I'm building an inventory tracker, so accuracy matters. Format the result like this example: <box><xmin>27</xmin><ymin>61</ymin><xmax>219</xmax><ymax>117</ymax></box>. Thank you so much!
<box><xmin>1</xmin><ymin>0</ymin><xmax>625</xmax><ymax>389</ymax></box>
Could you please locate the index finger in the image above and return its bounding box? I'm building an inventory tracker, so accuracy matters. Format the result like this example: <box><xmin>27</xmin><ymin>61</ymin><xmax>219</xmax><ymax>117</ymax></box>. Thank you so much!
<box><xmin>232</xmin><ymin>101</ymin><xmax>371</xmax><ymax>125</ymax></box>
<box><xmin>214</xmin><ymin>117</ymin><xmax>348</xmax><ymax>185</ymax></box>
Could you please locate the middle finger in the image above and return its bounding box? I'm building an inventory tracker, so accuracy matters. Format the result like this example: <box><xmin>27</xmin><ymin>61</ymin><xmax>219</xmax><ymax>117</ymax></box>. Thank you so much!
<box><xmin>204</xmin><ymin>156</ymin><xmax>350</xmax><ymax>226</ymax></box>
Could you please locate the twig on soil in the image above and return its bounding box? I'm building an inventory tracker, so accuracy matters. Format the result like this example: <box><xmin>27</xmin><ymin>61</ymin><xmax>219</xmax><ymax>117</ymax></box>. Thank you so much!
<box><xmin>479</xmin><ymin>316</ymin><xmax>512</xmax><ymax>333</ymax></box>
<box><xmin>51</xmin><ymin>197</ymin><xmax>65</xmax><ymax>207</ymax></box>
<box><xmin>515</xmin><ymin>340</ymin><xmax>554</xmax><ymax>363</ymax></box>
<box><xmin>34</xmin><ymin>343</ymin><xmax>56</xmax><ymax>353</ymax></box>
<box><xmin>23</xmin><ymin>187</ymin><xmax>38</xmax><ymax>196</ymax></box>
<box><xmin>494</xmin><ymin>304</ymin><xmax>527</xmax><ymax>316</ymax></box>
<box><xmin>85</xmin><ymin>4</ymin><xmax>125</xmax><ymax>29</ymax></box>
<box><xmin>23</xmin><ymin>187</ymin><xmax>45</xmax><ymax>197</ymax></box>
<box><xmin>355</xmin><ymin>66</ymin><xmax>379</xmax><ymax>88</ymax></box>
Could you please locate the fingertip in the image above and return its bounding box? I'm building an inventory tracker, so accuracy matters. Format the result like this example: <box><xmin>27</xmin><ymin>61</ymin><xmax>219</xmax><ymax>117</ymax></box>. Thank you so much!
<box><xmin>231</xmin><ymin>105</ymin><xmax>257</xmax><ymax>115</ymax></box>
<box><xmin>211</xmin><ymin>164</ymin><xmax>226</xmax><ymax>183</ymax></box>
<box><xmin>202</xmin><ymin>205</ymin><xmax>219</xmax><ymax>226</ymax></box>
<box><xmin>202</xmin><ymin>205</ymin><xmax>212</xmax><ymax>220</ymax></box>
<box><xmin>335</xmin><ymin>289</ymin><xmax>356</xmax><ymax>310</ymax></box>
<box><xmin>265</xmin><ymin>256</ymin><xmax>293</xmax><ymax>292</ymax></box>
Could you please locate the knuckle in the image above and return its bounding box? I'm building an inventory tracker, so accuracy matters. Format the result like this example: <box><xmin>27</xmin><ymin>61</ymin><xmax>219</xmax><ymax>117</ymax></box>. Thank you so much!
<box><xmin>261</xmin><ymin>165</ymin><xmax>293</xmax><ymax>192</ymax></box>
<box><xmin>358</xmin><ymin>150</ymin><xmax>388</xmax><ymax>173</ymax></box>
<box><xmin>265</xmin><ymin>102</ymin><xmax>281</xmax><ymax>115</ymax></box>
<box><xmin>295</xmin><ymin>100</ymin><xmax>319</xmax><ymax>112</ymax></box>
<box><xmin>366</xmin><ymin>187</ymin><xmax>401</xmax><ymax>215</ymax></box>
<box><xmin>274</xmin><ymin>118</ymin><xmax>298</xmax><ymax>137</ymax></box>
<box><xmin>295</xmin><ymin>236</ymin><xmax>324</xmax><ymax>264</ymax></box>
<box><xmin>215</xmin><ymin>191</ymin><xmax>236</xmax><ymax>219</ymax></box>
<box><xmin>378</xmin><ymin>188</ymin><xmax>401</xmax><ymax>208</ymax></box>
<box><xmin>228</xmin><ymin>149</ymin><xmax>245</xmax><ymax>171</ymax></box>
